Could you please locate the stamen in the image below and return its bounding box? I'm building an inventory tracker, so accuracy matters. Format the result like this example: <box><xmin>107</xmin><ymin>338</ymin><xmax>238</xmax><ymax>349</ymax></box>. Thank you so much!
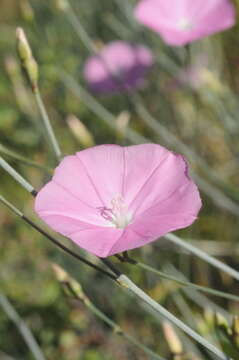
<box><xmin>98</xmin><ymin>206</ymin><xmax>114</xmax><ymax>222</ymax></box>
<box><xmin>98</xmin><ymin>195</ymin><xmax>132</xmax><ymax>229</ymax></box>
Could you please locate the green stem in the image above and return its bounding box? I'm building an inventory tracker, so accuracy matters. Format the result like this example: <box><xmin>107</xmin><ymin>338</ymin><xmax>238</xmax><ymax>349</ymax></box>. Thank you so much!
<box><xmin>166</xmin><ymin>264</ymin><xmax>230</xmax><ymax>320</ymax></box>
<box><xmin>0</xmin><ymin>191</ymin><xmax>231</xmax><ymax>359</ymax></box>
<box><xmin>0</xmin><ymin>194</ymin><xmax>116</xmax><ymax>280</ymax></box>
<box><xmin>1</xmin><ymin>154</ymin><xmax>239</xmax><ymax>290</ymax></box>
<box><xmin>0</xmin><ymin>350</ymin><xmax>16</xmax><ymax>360</ymax></box>
<box><xmin>138</xmin><ymin>262</ymin><xmax>239</xmax><ymax>303</ymax></box>
<box><xmin>165</xmin><ymin>233</ymin><xmax>239</xmax><ymax>282</ymax></box>
<box><xmin>0</xmin><ymin>152</ymin><xmax>235</xmax><ymax>359</ymax></box>
<box><xmin>60</xmin><ymin>71</ymin><xmax>146</xmax><ymax>144</ymax></box>
<box><xmin>64</xmin><ymin>3</ymin><xmax>97</xmax><ymax>54</ymax></box>
<box><xmin>0</xmin><ymin>144</ymin><xmax>52</xmax><ymax>174</ymax></box>
<box><xmin>131</xmin><ymin>93</ymin><xmax>239</xmax><ymax>217</ymax></box>
<box><xmin>117</xmin><ymin>275</ymin><xmax>231</xmax><ymax>360</ymax></box>
<box><xmin>34</xmin><ymin>88</ymin><xmax>62</xmax><ymax>162</ymax></box>
<box><xmin>85</xmin><ymin>297</ymin><xmax>165</xmax><ymax>360</ymax></box>
<box><xmin>0</xmin><ymin>295</ymin><xmax>46</xmax><ymax>360</ymax></box>
<box><xmin>56</xmin><ymin>265</ymin><xmax>166</xmax><ymax>360</ymax></box>
<box><xmin>0</xmin><ymin>194</ymin><xmax>23</xmax><ymax>217</ymax></box>
<box><xmin>0</xmin><ymin>155</ymin><xmax>36</xmax><ymax>195</ymax></box>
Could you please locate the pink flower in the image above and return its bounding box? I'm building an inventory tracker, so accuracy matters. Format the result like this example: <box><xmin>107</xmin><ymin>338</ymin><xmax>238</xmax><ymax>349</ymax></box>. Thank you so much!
<box><xmin>134</xmin><ymin>0</ymin><xmax>235</xmax><ymax>46</ymax></box>
<box><xmin>35</xmin><ymin>144</ymin><xmax>201</xmax><ymax>257</ymax></box>
<box><xmin>177</xmin><ymin>54</ymin><xmax>209</xmax><ymax>89</ymax></box>
<box><xmin>83</xmin><ymin>41</ymin><xmax>154</xmax><ymax>93</ymax></box>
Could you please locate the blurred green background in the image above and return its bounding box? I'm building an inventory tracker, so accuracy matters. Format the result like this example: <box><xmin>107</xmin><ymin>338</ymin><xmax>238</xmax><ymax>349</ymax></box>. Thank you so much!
<box><xmin>1</xmin><ymin>0</ymin><xmax>239</xmax><ymax>359</ymax></box>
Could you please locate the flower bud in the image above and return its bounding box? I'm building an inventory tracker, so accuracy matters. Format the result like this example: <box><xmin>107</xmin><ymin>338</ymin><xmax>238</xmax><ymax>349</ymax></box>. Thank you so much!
<box><xmin>52</xmin><ymin>263</ymin><xmax>88</xmax><ymax>303</ymax></box>
<box><xmin>55</xmin><ymin>0</ymin><xmax>69</xmax><ymax>11</ymax></box>
<box><xmin>232</xmin><ymin>316</ymin><xmax>239</xmax><ymax>348</ymax></box>
<box><xmin>16</xmin><ymin>27</ymin><xmax>38</xmax><ymax>91</ymax></box>
<box><xmin>67</xmin><ymin>114</ymin><xmax>95</xmax><ymax>148</ymax></box>
<box><xmin>215</xmin><ymin>313</ymin><xmax>231</xmax><ymax>335</ymax></box>
<box><xmin>52</xmin><ymin>264</ymin><xmax>68</xmax><ymax>282</ymax></box>
<box><xmin>19</xmin><ymin>0</ymin><xmax>34</xmax><ymax>22</ymax></box>
<box><xmin>163</xmin><ymin>322</ymin><xmax>184</xmax><ymax>357</ymax></box>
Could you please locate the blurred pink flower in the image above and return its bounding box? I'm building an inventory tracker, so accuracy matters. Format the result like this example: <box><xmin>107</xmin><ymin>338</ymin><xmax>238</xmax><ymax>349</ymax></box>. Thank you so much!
<box><xmin>83</xmin><ymin>41</ymin><xmax>154</xmax><ymax>93</ymax></box>
<box><xmin>134</xmin><ymin>0</ymin><xmax>235</xmax><ymax>46</ymax></box>
<box><xmin>177</xmin><ymin>54</ymin><xmax>209</xmax><ymax>89</ymax></box>
<box><xmin>35</xmin><ymin>144</ymin><xmax>201</xmax><ymax>257</ymax></box>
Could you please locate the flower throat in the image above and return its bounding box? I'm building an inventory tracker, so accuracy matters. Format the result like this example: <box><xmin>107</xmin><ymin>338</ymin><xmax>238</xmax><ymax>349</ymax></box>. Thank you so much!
<box><xmin>98</xmin><ymin>195</ymin><xmax>132</xmax><ymax>229</ymax></box>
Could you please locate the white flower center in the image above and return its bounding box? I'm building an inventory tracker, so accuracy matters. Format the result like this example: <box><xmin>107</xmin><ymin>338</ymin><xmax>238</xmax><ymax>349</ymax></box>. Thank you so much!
<box><xmin>178</xmin><ymin>18</ymin><xmax>194</xmax><ymax>31</ymax></box>
<box><xmin>98</xmin><ymin>195</ymin><xmax>132</xmax><ymax>229</ymax></box>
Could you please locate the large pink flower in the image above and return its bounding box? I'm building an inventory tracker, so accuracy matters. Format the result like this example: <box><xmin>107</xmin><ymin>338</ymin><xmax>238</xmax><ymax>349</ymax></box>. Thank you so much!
<box><xmin>83</xmin><ymin>41</ymin><xmax>154</xmax><ymax>93</ymax></box>
<box><xmin>35</xmin><ymin>144</ymin><xmax>201</xmax><ymax>257</ymax></box>
<box><xmin>134</xmin><ymin>0</ymin><xmax>235</xmax><ymax>46</ymax></box>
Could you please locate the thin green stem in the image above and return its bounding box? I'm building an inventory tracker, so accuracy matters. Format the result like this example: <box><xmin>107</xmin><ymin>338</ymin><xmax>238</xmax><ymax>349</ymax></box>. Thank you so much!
<box><xmin>0</xmin><ymin>143</ymin><xmax>53</xmax><ymax>174</ymax></box>
<box><xmin>64</xmin><ymin>3</ymin><xmax>97</xmax><ymax>54</ymax></box>
<box><xmin>0</xmin><ymin>350</ymin><xmax>16</xmax><ymax>360</ymax></box>
<box><xmin>0</xmin><ymin>192</ymin><xmax>232</xmax><ymax>359</ymax></box>
<box><xmin>55</xmin><ymin>265</ymin><xmax>166</xmax><ymax>360</ymax></box>
<box><xmin>103</xmin><ymin>13</ymin><xmax>132</xmax><ymax>39</ymax></box>
<box><xmin>2</xmin><ymin>150</ymin><xmax>239</xmax><ymax>289</ymax></box>
<box><xmin>117</xmin><ymin>275</ymin><xmax>231</xmax><ymax>360</ymax></box>
<box><xmin>165</xmin><ymin>263</ymin><xmax>231</xmax><ymax>321</ymax></box>
<box><xmin>138</xmin><ymin>291</ymin><xmax>205</xmax><ymax>360</ymax></box>
<box><xmin>34</xmin><ymin>88</ymin><xmax>62</xmax><ymax>162</ymax></box>
<box><xmin>0</xmin><ymin>141</ymin><xmax>235</xmax><ymax>359</ymax></box>
<box><xmin>165</xmin><ymin>233</ymin><xmax>239</xmax><ymax>282</ymax></box>
<box><xmin>60</xmin><ymin>71</ymin><xmax>146</xmax><ymax>144</ymax></box>
<box><xmin>171</xmin><ymin>292</ymin><xmax>197</xmax><ymax>328</ymax></box>
<box><xmin>0</xmin><ymin>194</ymin><xmax>116</xmax><ymax>280</ymax></box>
<box><xmin>0</xmin><ymin>295</ymin><xmax>46</xmax><ymax>360</ymax></box>
<box><xmin>138</xmin><ymin>262</ymin><xmax>239</xmax><ymax>303</ymax></box>
<box><xmin>0</xmin><ymin>155</ymin><xmax>36</xmax><ymax>195</ymax></box>
<box><xmin>131</xmin><ymin>93</ymin><xmax>239</xmax><ymax>217</ymax></box>
<box><xmin>67</xmin><ymin>285</ymin><xmax>165</xmax><ymax>360</ymax></box>
<box><xmin>0</xmin><ymin>194</ymin><xmax>23</xmax><ymax>217</ymax></box>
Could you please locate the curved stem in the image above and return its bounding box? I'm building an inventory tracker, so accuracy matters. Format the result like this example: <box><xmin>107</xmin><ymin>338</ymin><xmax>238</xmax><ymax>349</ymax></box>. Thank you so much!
<box><xmin>0</xmin><ymin>194</ymin><xmax>116</xmax><ymax>281</ymax></box>
<box><xmin>0</xmin><ymin>155</ymin><xmax>36</xmax><ymax>195</ymax></box>
<box><xmin>117</xmin><ymin>275</ymin><xmax>231</xmax><ymax>360</ymax></box>
<box><xmin>0</xmin><ymin>143</ymin><xmax>53</xmax><ymax>174</ymax></box>
<box><xmin>64</xmin><ymin>3</ymin><xmax>97</xmax><ymax>54</ymax></box>
<box><xmin>60</xmin><ymin>71</ymin><xmax>146</xmax><ymax>144</ymax></box>
<box><xmin>56</xmin><ymin>265</ymin><xmax>166</xmax><ymax>360</ymax></box>
<box><xmin>165</xmin><ymin>233</ymin><xmax>239</xmax><ymax>282</ymax></box>
<box><xmin>34</xmin><ymin>88</ymin><xmax>62</xmax><ymax>162</ymax></box>
<box><xmin>0</xmin><ymin>193</ymin><xmax>232</xmax><ymax>359</ymax></box>
<box><xmin>164</xmin><ymin>263</ymin><xmax>231</xmax><ymax>320</ymax></box>
<box><xmin>137</xmin><ymin>262</ymin><xmax>239</xmax><ymax>303</ymax></box>
<box><xmin>0</xmin><ymin>295</ymin><xmax>46</xmax><ymax>360</ymax></box>
<box><xmin>2</xmin><ymin>150</ymin><xmax>239</xmax><ymax>289</ymax></box>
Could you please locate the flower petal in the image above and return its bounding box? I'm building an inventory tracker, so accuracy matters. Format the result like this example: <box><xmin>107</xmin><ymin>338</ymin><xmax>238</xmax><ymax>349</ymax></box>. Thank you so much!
<box><xmin>134</xmin><ymin>0</ymin><xmax>235</xmax><ymax>46</ymax></box>
<box><xmin>35</xmin><ymin>144</ymin><xmax>201</xmax><ymax>257</ymax></box>
<box><xmin>108</xmin><ymin>179</ymin><xmax>201</xmax><ymax>255</ymax></box>
<box><xmin>52</xmin><ymin>155</ymin><xmax>105</xmax><ymax>208</ymax></box>
<box><xmin>108</xmin><ymin>227</ymin><xmax>150</xmax><ymax>256</ymax></box>
<box><xmin>127</xmin><ymin>151</ymin><xmax>193</xmax><ymax>217</ymax></box>
<box><xmin>76</xmin><ymin>144</ymin><xmax>124</xmax><ymax>206</ymax></box>
<box><xmin>35</xmin><ymin>180</ymin><xmax>107</xmax><ymax>227</ymax></box>
<box><xmin>83</xmin><ymin>41</ymin><xmax>153</xmax><ymax>93</ymax></box>
<box><xmin>132</xmin><ymin>178</ymin><xmax>201</xmax><ymax>237</ymax></box>
<box><xmin>123</xmin><ymin>144</ymin><xmax>170</xmax><ymax>205</ymax></box>
<box><xmin>71</xmin><ymin>227</ymin><xmax>124</xmax><ymax>257</ymax></box>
